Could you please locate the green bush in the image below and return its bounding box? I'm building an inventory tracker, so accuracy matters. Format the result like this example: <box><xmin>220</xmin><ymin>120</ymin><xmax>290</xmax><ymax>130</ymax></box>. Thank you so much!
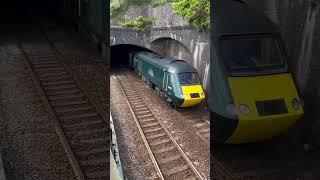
<box><xmin>120</xmin><ymin>16</ymin><xmax>155</xmax><ymax>31</ymax></box>
<box><xmin>150</xmin><ymin>0</ymin><xmax>179</xmax><ymax>7</ymax></box>
<box><xmin>172</xmin><ymin>0</ymin><xmax>210</xmax><ymax>31</ymax></box>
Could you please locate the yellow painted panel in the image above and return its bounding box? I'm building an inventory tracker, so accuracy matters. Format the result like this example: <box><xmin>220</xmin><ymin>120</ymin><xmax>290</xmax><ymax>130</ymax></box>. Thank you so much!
<box><xmin>181</xmin><ymin>85</ymin><xmax>205</xmax><ymax>107</ymax></box>
<box><xmin>227</xmin><ymin>73</ymin><xmax>304</xmax><ymax>143</ymax></box>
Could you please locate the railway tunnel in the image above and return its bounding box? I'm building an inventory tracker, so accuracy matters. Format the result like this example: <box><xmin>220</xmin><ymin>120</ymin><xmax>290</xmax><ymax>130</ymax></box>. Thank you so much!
<box><xmin>110</xmin><ymin>44</ymin><xmax>153</xmax><ymax>68</ymax></box>
<box><xmin>0</xmin><ymin>0</ymin><xmax>109</xmax><ymax>179</ymax></box>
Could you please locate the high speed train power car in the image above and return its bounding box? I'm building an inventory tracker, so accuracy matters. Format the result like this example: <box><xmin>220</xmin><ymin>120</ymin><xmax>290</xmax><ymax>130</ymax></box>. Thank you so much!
<box><xmin>129</xmin><ymin>51</ymin><xmax>205</xmax><ymax>107</ymax></box>
<box><xmin>211</xmin><ymin>0</ymin><xmax>304</xmax><ymax>144</ymax></box>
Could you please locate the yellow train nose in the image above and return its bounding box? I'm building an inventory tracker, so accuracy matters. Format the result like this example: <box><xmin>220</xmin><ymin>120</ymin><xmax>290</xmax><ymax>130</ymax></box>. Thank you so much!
<box><xmin>180</xmin><ymin>85</ymin><xmax>205</xmax><ymax>107</ymax></box>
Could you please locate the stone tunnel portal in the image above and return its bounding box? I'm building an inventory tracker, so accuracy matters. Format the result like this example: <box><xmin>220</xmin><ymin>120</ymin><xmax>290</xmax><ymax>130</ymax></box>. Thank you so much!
<box><xmin>150</xmin><ymin>37</ymin><xmax>194</xmax><ymax>65</ymax></box>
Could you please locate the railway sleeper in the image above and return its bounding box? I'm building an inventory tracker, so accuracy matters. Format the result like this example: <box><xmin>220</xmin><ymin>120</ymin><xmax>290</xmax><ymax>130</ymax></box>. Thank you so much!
<box><xmin>41</xmin><ymin>80</ymin><xmax>74</xmax><ymax>86</ymax></box>
<box><xmin>149</xmin><ymin>139</ymin><xmax>171</xmax><ymax>146</ymax></box>
<box><xmin>51</xmin><ymin>99</ymin><xmax>88</xmax><ymax>107</ymax></box>
<box><xmin>141</xmin><ymin>122</ymin><xmax>159</xmax><ymax>128</ymax></box>
<box><xmin>133</xmin><ymin>104</ymin><xmax>146</xmax><ymax>108</ymax></box>
<box><xmin>39</xmin><ymin>75</ymin><xmax>72</xmax><ymax>82</ymax></box>
<box><xmin>131</xmin><ymin>101</ymin><xmax>144</xmax><ymax>105</ymax></box>
<box><xmin>147</xmin><ymin>133</ymin><xmax>166</xmax><ymax>139</ymax></box>
<box><xmin>134</xmin><ymin>106</ymin><xmax>148</xmax><ymax>111</ymax></box>
<box><xmin>152</xmin><ymin>146</ymin><xmax>176</xmax><ymax>154</ymax></box>
<box><xmin>162</xmin><ymin>165</ymin><xmax>190</xmax><ymax>177</ymax></box>
<box><xmin>144</xmin><ymin>127</ymin><xmax>162</xmax><ymax>133</ymax></box>
<box><xmin>63</xmin><ymin>120</ymin><xmax>103</xmax><ymax>129</ymax></box>
<box><xmin>137</xmin><ymin>114</ymin><xmax>153</xmax><ymax>119</ymax></box>
<box><xmin>158</xmin><ymin>155</ymin><xmax>182</xmax><ymax>164</ymax></box>
<box><xmin>139</xmin><ymin>117</ymin><xmax>156</xmax><ymax>123</ymax></box>
<box><xmin>48</xmin><ymin>93</ymin><xmax>85</xmax><ymax>101</ymax></box>
<box><xmin>60</xmin><ymin>112</ymin><xmax>98</xmax><ymax>120</ymax></box>
<box><xmin>135</xmin><ymin>110</ymin><xmax>150</xmax><ymax>115</ymax></box>
<box><xmin>44</xmin><ymin>84</ymin><xmax>77</xmax><ymax>91</ymax></box>
<box><xmin>46</xmin><ymin>89</ymin><xmax>81</xmax><ymax>96</ymax></box>
<box><xmin>54</xmin><ymin>105</ymin><xmax>95</xmax><ymax>115</ymax></box>
<box><xmin>60</xmin><ymin>117</ymin><xmax>103</xmax><ymax>127</ymax></box>
<box><xmin>127</xmin><ymin>95</ymin><xmax>140</xmax><ymax>99</ymax></box>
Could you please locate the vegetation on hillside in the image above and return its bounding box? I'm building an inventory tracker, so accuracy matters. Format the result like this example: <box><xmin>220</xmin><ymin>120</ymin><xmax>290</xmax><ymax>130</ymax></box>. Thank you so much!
<box><xmin>172</xmin><ymin>0</ymin><xmax>210</xmax><ymax>31</ymax></box>
<box><xmin>111</xmin><ymin>0</ymin><xmax>210</xmax><ymax>31</ymax></box>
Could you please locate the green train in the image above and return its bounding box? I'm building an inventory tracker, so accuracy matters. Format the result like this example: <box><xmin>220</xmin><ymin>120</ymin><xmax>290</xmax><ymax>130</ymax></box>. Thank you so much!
<box><xmin>129</xmin><ymin>51</ymin><xmax>205</xmax><ymax>107</ymax></box>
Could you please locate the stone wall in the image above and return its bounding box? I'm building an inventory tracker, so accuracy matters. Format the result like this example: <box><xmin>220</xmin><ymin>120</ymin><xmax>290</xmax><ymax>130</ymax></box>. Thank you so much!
<box><xmin>245</xmin><ymin>0</ymin><xmax>320</xmax><ymax>146</ymax></box>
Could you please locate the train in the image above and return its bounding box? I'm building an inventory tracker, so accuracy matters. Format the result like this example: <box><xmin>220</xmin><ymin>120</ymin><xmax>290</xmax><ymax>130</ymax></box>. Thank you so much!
<box><xmin>211</xmin><ymin>0</ymin><xmax>304</xmax><ymax>144</ymax></box>
<box><xmin>129</xmin><ymin>51</ymin><xmax>205</xmax><ymax>107</ymax></box>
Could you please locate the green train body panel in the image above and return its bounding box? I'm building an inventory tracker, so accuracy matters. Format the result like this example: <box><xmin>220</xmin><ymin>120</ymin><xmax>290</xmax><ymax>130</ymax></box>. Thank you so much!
<box><xmin>135</xmin><ymin>52</ymin><xmax>184</xmax><ymax>106</ymax></box>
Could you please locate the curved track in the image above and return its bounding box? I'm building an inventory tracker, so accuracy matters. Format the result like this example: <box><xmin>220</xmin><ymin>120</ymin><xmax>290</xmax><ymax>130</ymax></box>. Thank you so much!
<box><xmin>18</xmin><ymin>36</ymin><xmax>108</xmax><ymax>179</ymax></box>
<box><xmin>114</xmin><ymin>70</ymin><xmax>205</xmax><ymax>180</ymax></box>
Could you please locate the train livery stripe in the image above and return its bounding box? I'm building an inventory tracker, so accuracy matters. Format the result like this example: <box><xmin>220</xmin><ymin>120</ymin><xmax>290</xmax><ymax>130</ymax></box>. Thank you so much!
<box><xmin>226</xmin><ymin>73</ymin><xmax>304</xmax><ymax>144</ymax></box>
<box><xmin>180</xmin><ymin>85</ymin><xmax>205</xmax><ymax>107</ymax></box>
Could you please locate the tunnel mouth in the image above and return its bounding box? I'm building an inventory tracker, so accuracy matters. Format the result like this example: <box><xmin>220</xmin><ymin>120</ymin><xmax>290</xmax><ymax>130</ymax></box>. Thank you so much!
<box><xmin>110</xmin><ymin>44</ymin><xmax>155</xmax><ymax>69</ymax></box>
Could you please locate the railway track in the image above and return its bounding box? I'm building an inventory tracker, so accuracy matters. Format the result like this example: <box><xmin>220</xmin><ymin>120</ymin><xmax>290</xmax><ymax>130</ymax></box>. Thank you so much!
<box><xmin>114</xmin><ymin>70</ymin><xmax>204</xmax><ymax>180</ymax></box>
<box><xmin>126</xmin><ymin>71</ymin><xmax>211</xmax><ymax>144</ymax></box>
<box><xmin>123</xmin><ymin>70</ymin><xmax>235</xmax><ymax>180</ymax></box>
<box><xmin>18</xmin><ymin>39</ymin><xmax>108</xmax><ymax>179</ymax></box>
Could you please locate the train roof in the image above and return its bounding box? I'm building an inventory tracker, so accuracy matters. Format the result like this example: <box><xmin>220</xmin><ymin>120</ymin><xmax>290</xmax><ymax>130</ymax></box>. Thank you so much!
<box><xmin>213</xmin><ymin>0</ymin><xmax>279</xmax><ymax>36</ymax></box>
<box><xmin>135</xmin><ymin>51</ymin><xmax>198</xmax><ymax>73</ymax></box>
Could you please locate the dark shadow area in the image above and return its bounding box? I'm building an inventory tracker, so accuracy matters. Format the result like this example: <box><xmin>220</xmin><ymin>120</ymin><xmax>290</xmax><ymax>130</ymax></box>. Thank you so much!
<box><xmin>110</xmin><ymin>44</ymin><xmax>154</xmax><ymax>68</ymax></box>
<box><xmin>0</xmin><ymin>0</ymin><xmax>64</xmax><ymax>23</ymax></box>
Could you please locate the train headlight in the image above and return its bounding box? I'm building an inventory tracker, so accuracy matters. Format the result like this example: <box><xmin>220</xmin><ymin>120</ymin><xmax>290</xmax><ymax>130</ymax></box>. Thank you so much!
<box><xmin>226</xmin><ymin>104</ymin><xmax>238</xmax><ymax>116</ymax></box>
<box><xmin>239</xmin><ymin>104</ymin><xmax>251</xmax><ymax>115</ymax></box>
<box><xmin>292</xmin><ymin>98</ymin><xmax>300</xmax><ymax>110</ymax></box>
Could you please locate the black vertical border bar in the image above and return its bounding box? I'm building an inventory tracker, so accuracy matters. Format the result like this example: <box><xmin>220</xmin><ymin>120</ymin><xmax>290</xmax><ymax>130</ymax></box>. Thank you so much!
<box><xmin>210</xmin><ymin>0</ymin><xmax>215</xmax><ymax>179</ymax></box>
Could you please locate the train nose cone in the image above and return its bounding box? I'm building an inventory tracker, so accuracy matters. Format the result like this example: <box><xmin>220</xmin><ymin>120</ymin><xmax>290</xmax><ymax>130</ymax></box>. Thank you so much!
<box><xmin>180</xmin><ymin>85</ymin><xmax>205</xmax><ymax>107</ymax></box>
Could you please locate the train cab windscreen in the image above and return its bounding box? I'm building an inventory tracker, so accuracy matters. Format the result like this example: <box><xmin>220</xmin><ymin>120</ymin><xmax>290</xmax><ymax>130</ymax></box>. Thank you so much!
<box><xmin>220</xmin><ymin>36</ymin><xmax>287</xmax><ymax>75</ymax></box>
<box><xmin>178</xmin><ymin>73</ymin><xmax>201</xmax><ymax>85</ymax></box>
